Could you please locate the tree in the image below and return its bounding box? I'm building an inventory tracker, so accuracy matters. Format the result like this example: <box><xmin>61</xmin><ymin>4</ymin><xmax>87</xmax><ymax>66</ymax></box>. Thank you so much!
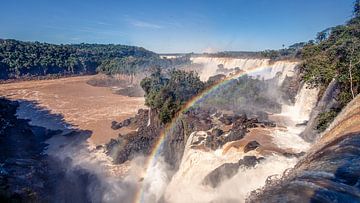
<box><xmin>354</xmin><ymin>0</ymin><xmax>360</xmax><ymax>17</ymax></box>
<box><xmin>334</xmin><ymin>37</ymin><xmax>360</xmax><ymax>99</ymax></box>
<box><xmin>140</xmin><ymin>69</ymin><xmax>205</xmax><ymax>123</ymax></box>
<box><xmin>316</xmin><ymin>28</ymin><xmax>332</xmax><ymax>43</ymax></box>
<box><xmin>299</xmin><ymin>0</ymin><xmax>360</xmax><ymax>128</ymax></box>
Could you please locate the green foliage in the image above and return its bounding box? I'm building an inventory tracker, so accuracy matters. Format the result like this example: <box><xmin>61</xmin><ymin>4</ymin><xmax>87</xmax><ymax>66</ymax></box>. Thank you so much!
<box><xmin>0</xmin><ymin>39</ymin><xmax>189</xmax><ymax>80</ymax></box>
<box><xmin>261</xmin><ymin>42</ymin><xmax>305</xmax><ymax>61</ymax></box>
<box><xmin>338</xmin><ymin>91</ymin><xmax>353</xmax><ymax>107</ymax></box>
<box><xmin>299</xmin><ymin>2</ymin><xmax>360</xmax><ymax>131</ymax></box>
<box><xmin>316</xmin><ymin>110</ymin><xmax>338</xmax><ymax>132</ymax></box>
<box><xmin>97</xmin><ymin>55</ymin><xmax>190</xmax><ymax>75</ymax></box>
<box><xmin>97</xmin><ymin>57</ymin><xmax>149</xmax><ymax>75</ymax></box>
<box><xmin>316</xmin><ymin>28</ymin><xmax>332</xmax><ymax>43</ymax></box>
<box><xmin>299</xmin><ymin>14</ymin><xmax>360</xmax><ymax>100</ymax></box>
<box><xmin>140</xmin><ymin>68</ymin><xmax>205</xmax><ymax>123</ymax></box>
<box><xmin>300</xmin><ymin>44</ymin><xmax>336</xmax><ymax>87</ymax></box>
<box><xmin>354</xmin><ymin>0</ymin><xmax>360</xmax><ymax>17</ymax></box>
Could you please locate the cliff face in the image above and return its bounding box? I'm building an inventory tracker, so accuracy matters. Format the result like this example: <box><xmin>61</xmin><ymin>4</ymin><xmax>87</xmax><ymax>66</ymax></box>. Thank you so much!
<box><xmin>106</xmin><ymin>109</ymin><xmax>162</xmax><ymax>164</ymax></box>
<box><xmin>0</xmin><ymin>99</ymin><xmax>61</xmax><ymax>201</ymax></box>
<box><xmin>249</xmin><ymin>95</ymin><xmax>360</xmax><ymax>202</ymax></box>
<box><xmin>300</xmin><ymin>79</ymin><xmax>341</xmax><ymax>142</ymax></box>
<box><xmin>106</xmin><ymin>108</ymin><xmax>213</xmax><ymax>170</ymax></box>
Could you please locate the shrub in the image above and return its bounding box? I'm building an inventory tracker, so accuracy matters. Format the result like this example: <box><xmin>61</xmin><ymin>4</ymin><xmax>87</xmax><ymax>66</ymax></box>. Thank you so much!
<box><xmin>316</xmin><ymin>110</ymin><xmax>338</xmax><ymax>132</ymax></box>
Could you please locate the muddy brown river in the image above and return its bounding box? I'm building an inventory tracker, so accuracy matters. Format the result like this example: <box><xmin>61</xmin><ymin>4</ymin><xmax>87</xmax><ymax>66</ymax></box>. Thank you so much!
<box><xmin>0</xmin><ymin>76</ymin><xmax>145</xmax><ymax>145</ymax></box>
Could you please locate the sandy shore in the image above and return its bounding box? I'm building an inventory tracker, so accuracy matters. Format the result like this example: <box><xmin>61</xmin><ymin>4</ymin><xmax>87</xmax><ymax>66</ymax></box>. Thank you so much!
<box><xmin>0</xmin><ymin>75</ymin><xmax>145</xmax><ymax>145</ymax></box>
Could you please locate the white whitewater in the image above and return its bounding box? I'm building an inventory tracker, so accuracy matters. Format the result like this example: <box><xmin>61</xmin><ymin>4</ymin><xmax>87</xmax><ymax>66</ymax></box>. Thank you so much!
<box><xmin>269</xmin><ymin>84</ymin><xmax>319</xmax><ymax>152</ymax></box>
<box><xmin>141</xmin><ymin>58</ymin><xmax>319</xmax><ymax>203</ymax></box>
<box><xmin>162</xmin><ymin>90</ymin><xmax>316</xmax><ymax>203</ymax></box>
<box><xmin>281</xmin><ymin>84</ymin><xmax>320</xmax><ymax>124</ymax></box>
<box><xmin>190</xmin><ymin>57</ymin><xmax>297</xmax><ymax>82</ymax></box>
<box><xmin>14</xmin><ymin>57</ymin><xmax>319</xmax><ymax>203</ymax></box>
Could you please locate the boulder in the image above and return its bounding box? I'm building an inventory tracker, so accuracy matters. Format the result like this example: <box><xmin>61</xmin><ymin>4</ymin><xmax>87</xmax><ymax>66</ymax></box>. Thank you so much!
<box><xmin>202</xmin><ymin>162</ymin><xmax>239</xmax><ymax>188</ymax></box>
<box><xmin>238</xmin><ymin>156</ymin><xmax>264</xmax><ymax>167</ymax></box>
<box><xmin>219</xmin><ymin>114</ymin><xmax>233</xmax><ymax>125</ymax></box>
<box><xmin>111</xmin><ymin>121</ymin><xmax>122</xmax><ymax>130</ymax></box>
<box><xmin>263</xmin><ymin>121</ymin><xmax>276</xmax><ymax>127</ymax></box>
<box><xmin>211</xmin><ymin>128</ymin><xmax>224</xmax><ymax>137</ymax></box>
<box><xmin>202</xmin><ymin>156</ymin><xmax>264</xmax><ymax>188</ymax></box>
<box><xmin>244</xmin><ymin>141</ymin><xmax>261</xmax><ymax>153</ymax></box>
<box><xmin>282</xmin><ymin>151</ymin><xmax>305</xmax><ymax>158</ymax></box>
<box><xmin>226</xmin><ymin>130</ymin><xmax>246</xmax><ymax>143</ymax></box>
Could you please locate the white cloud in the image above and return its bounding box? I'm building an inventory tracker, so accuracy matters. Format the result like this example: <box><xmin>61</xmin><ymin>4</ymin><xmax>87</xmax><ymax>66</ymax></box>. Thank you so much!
<box><xmin>127</xmin><ymin>19</ymin><xmax>163</xmax><ymax>29</ymax></box>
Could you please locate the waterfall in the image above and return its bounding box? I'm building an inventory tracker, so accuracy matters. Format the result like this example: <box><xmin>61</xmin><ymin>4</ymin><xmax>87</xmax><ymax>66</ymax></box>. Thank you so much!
<box><xmin>139</xmin><ymin>57</ymin><xmax>318</xmax><ymax>203</ymax></box>
<box><xmin>162</xmin><ymin>132</ymin><xmax>302</xmax><ymax>203</ymax></box>
<box><xmin>190</xmin><ymin>57</ymin><xmax>298</xmax><ymax>82</ymax></box>
<box><xmin>52</xmin><ymin>56</ymin><xmax>319</xmax><ymax>203</ymax></box>
<box><xmin>250</xmin><ymin>95</ymin><xmax>360</xmax><ymax>202</ymax></box>
<box><xmin>147</xmin><ymin>109</ymin><xmax>151</xmax><ymax>127</ymax></box>
<box><xmin>281</xmin><ymin>84</ymin><xmax>320</xmax><ymax>125</ymax></box>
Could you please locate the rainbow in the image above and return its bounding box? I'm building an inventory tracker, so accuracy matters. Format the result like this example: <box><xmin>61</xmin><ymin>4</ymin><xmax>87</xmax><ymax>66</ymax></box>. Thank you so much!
<box><xmin>134</xmin><ymin>65</ymin><xmax>272</xmax><ymax>203</ymax></box>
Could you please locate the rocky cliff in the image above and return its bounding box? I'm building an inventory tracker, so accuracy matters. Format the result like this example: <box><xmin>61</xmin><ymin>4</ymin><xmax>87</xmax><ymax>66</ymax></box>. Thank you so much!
<box><xmin>301</xmin><ymin>79</ymin><xmax>342</xmax><ymax>142</ymax></box>
<box><xmin>0</xmin><ymin>98</ymin><xmax>60</xmax><ymax>201</ymax></box>
<box><xmin>249</xmin><ymin>94</ymin><xmax>360</xmax><ymax>202</ymax></box>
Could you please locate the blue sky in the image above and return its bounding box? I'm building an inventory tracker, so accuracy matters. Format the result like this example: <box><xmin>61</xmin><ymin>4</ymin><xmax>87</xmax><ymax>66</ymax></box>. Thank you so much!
<box><xmin>0</xmin><ymin>0</ymin><xmax>354</xmax><ymax>53</ymax></box>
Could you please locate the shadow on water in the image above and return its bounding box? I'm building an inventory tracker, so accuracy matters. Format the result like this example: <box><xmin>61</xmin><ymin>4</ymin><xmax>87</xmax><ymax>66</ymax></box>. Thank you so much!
<box><xmin>18</xmin><ymin>100</ymin><xmax>104</xmax><ymax>203</ymax></box>
<box><xmin>0</xmin><ymin>98</ymin><xmax>112</xmax><ymax>202</ymax></box>
<box><xmin>15</xmin><ymin>99</ymin><xmax>79</xmax><ymax>131</ymax></box>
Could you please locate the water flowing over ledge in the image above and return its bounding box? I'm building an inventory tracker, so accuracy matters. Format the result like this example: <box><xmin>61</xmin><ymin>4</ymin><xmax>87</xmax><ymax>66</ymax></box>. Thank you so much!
<box><xmin>137</xmin><ymin>58</ymin><xmax>318</xmax><ymax>203</ymax></box>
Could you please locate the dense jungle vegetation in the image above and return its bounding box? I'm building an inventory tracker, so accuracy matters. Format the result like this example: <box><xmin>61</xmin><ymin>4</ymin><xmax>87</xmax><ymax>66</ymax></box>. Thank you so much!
<box><xmin>299</xmin><ymin>0</ymin><xmax>360</xmax><ymax>131</ymax></box>
<box><xmin>0</xmin><ymin>39</ymin><xmax>189</xmax><ymax>80</ymax></box>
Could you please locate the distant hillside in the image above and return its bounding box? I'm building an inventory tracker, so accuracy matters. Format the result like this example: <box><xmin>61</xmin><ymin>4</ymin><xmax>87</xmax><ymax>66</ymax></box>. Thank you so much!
<box><xmin>196</xmin><ymin>51</ymin><xmax>264</xmax><ymax>58</ymax></box>
<box><xmin>196</xmin><ymin>43</ymin><xmax>305</xmax><ymax>61</ymax></box>
<box><xmin>0</xmin><ymin>39</ymin><xmax>189</xmax><ymax>80</ymax></box>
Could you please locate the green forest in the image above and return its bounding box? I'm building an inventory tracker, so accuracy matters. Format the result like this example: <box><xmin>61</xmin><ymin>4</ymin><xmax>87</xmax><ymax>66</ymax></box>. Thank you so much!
<box><xmin>0</xmin><ymin>39</ymin><xmax>189</xmax><ymax>80</ymax></box>
<box><xmin>298</xmin><ymin>0</ymin><xmax>360</xmax><ymax>131</ymax></box>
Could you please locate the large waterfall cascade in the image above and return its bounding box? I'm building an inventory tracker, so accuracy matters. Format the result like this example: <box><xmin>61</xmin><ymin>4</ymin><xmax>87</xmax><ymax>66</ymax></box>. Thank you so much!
<box><xmin>190</xmin><ymin>57</ymin><xmax>298</xmax><ymax>82</ymax></box>
<box><xmin>14</xmin><ymin>56</ymin><xmax>320</xmax><ymax>203</ymax></box>
<box><xmin>140</xmin><ymin>57</ymin><xmax>320</xmax><ymax>203</ymax></box>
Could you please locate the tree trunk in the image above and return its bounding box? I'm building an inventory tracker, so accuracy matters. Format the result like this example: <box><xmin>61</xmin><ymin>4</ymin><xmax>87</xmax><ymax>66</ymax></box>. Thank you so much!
<box><xmin>349</xmin><ymin>46</ymin><xmax>355</xmax><ymax>99</ymax></box>
<box><xmin>349</xmin><ymin>59</ymin><xmax>355</xmax><ymax>99</ymax></box>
